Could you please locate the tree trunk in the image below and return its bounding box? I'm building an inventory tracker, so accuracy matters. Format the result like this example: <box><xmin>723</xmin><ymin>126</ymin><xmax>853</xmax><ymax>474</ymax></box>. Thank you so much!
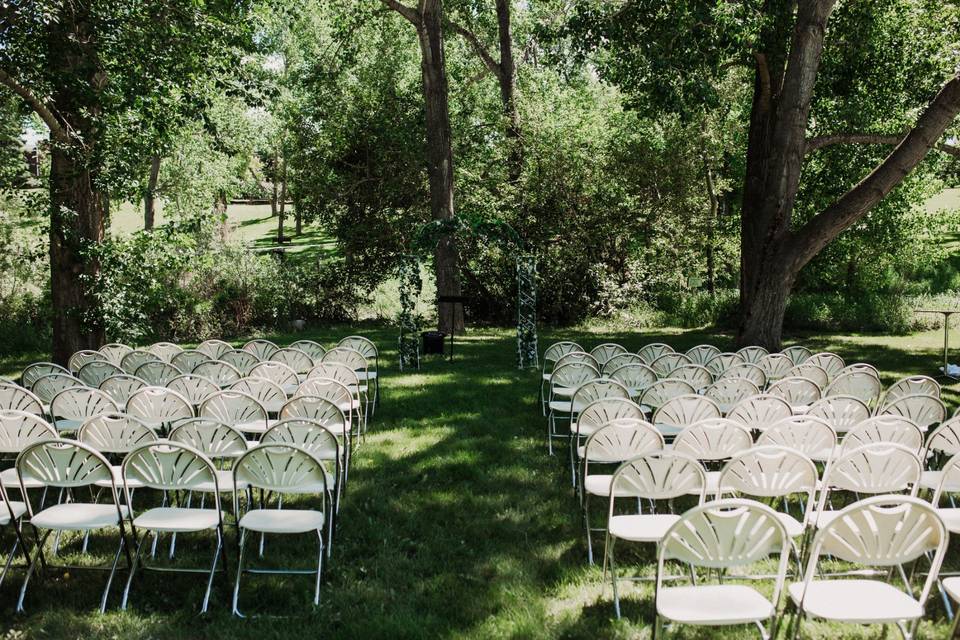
<box><xmin>47</xmin><ymin>2</ymin><xmax>107</xmax><ymax>364</ymax></box>
<box><xmin>144</xmin><ymin>153</ymin><xmax>161</xmax><ymax>230</ymax></box>
<box><xmin>417</xmin><ymin>0</ymin><xmax>463</xmax><ymax>334</ymax></box>
<box><xmin>702</xmin><ymin>151</ymin><xmax>717</xmax><ymax>295</ymax></box>
<box><xmin>737</xmin><ymin>263</ymin><xmax>794</xmax><ymax>351</ymax></box>
<box><xmin>277</xmin><ymin>162</ymin><xmax>286</xmax><ymax>244</ymax></box>
<box><xmin>495</xmin><ymin>0</ymin><xmax>522</xmax><ymax>184</ymax></box>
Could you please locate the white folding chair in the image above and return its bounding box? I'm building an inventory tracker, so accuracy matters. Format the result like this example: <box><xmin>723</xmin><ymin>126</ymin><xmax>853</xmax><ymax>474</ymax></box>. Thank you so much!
<box><xmin>540</xmin><ymin>341</ymin><xmax>583</xmax><ymax>414</ymax></box>
<box><xmin>807</xmin><ymin>394</ymin><xmax>871</xmax><ymax>434</ymax></box>
<box><xmin>589</xmin><ymin>343</ymin><xmax>628</xmax><ymax>368</ymax></box>
<box><xmin>758</xmin><ymin>353</ymin><xmax>795</xmax><ymax>384</ymax></box>
<box><xmin>0</xmin><ymin>383</ymin><xmax>44</xmax><ymax>416</ymax></box>
<box><xmin>672</xmin><ymin>418</ymin><xmax>752</xmax><ymax>493</ymax></box>
<box><xmin>638</xmin><ymin>343</ymin><xmax>674</xmax><ymax>364</ymax></box>
<box><xmin>147</xmin><ymin>342</ymin><xmax>183</xmax><ymax>362</ymax></box>
<box><xmin>21</xmin><ymin>363</ymin><xmax>70</xmax><ymax>390</ymax></box>
<box><xmin>882</xmin><ymin>375</ymin><xmax>940</xmax><ymax>409</ymax></box>
<box><xmin>546</xmin><ymin>363</ymin><xmax>600</xmax><ymax>456</ymax></box>
<box><xmin>120</xmin><ymin>349</ymin><xmax>160</xmax><ymax>375</ymax></box>
<box><xmin>705</xmin><ymin>352</ymin><xmax>746</xmax><ymax>377</ymax></box>
<box><xmin>601</xmin><ymin>353</ymin><xmax>644</xmax><ymax>376</ymax></box>
<box><xmin>15</xmin><ymin>439</ymin><xmax>131</xmax><ymax>613</ymax></box>
<box><xmin>170</xmin><ymin>349</ymin><xmax>208</xmax><ymax>375</ymax></box>
<box><xmin>0</xmin><ymin>410</ymin><xmax>57</xmax><ymax>492</ymax></box>
<box><xmin>651</xmin><ymin>394</ymin><xmax>721</xmax><ymax>438</ymax></box>
<box><xmin>655</xmin><ymin>499</ymin><xmax>790</xmax><ymax>640</ymax></box>
<box><xmin>921</xmin><ymin>417</ymin><xmax>960</xmax><ymax>493</ymax></box>
<box><xmin>757</xmin><ymin>415</ymin><xmax>837</xmax><ymax>463</ymax></box>
<box><xmin>126</xmin><ymin>386</ymin><xmax>193</xmax><ymax>431</ymax></box>
<box><xmin>120</xmin><ymin>441</ymin><xmax>227</xmax><ymax>613</ymax></box>
<box><xmin>787</xmin><ymin>362</ymin><xmax>829</xmax><ymax>389</ymax></box>
<box><xmin>98</xmin><ymin>374</ymin><xmax>148</xmax><ymax>406</ymax></box>
<box><xmin>685</xmin><ymin>344</ymin><xmax>721</xmax><ymax>366</ymax></box>
<box><xmin>49</xmin><ymin>387</ymin><xmax>118</xmax><ymax>433</ymax></box>
<box><xmin>805</xmin><ymin>352</ymin><xmax>845</xmax><ymax>381</ymax></box>
<box><xmin>638</xmin><ymin>378</ymin><xmax>696</xmax><ymax>417</ymax></box>
<box><xmin>825</xmin><ymin>371</ymin><xmax>882</xmax><ymax>407</ymax></box>
<box><xmin>842</xmin><ymin>416</ymin><xmax>924</xmax><ymax>455</ymax></box>
<box><xmin>704</xmin><ymin>377</ymin><xmax>761</xmax><ymax>414</ymax></box>
<box><xmin>571</xmin><ymin>398</ymin><xmax>645</xmax><ymax>487</ymax></box>
<box><xmin>726</xmin><ymin>394</ymin><xmax>793</xmax><ymax>433</ymax></box>
<box><xmin>197</xmin><ymin>339</ymin><xmax>233</xmax><ymax>360</ymax></box>
<box><xmin>272</xmin><ymin>347</ymin><xmax>315</xmax><ymax>379</ymax></box>
<box><xmin>292</xmin><ymin>339</ymin><xmax>328</xmax><ymax>363</ymax></box>
<box><xmin>788</xmin><ymin>495</ymin><xmax>947</xmax><ymax>640</ymax></box>
<box><xmin>718</xmin><ymin>362</ymin><xmax>767</xmax><ymax>388</ymax></box>
<box><xmin>608</xmin><ymin>363</ymin><xmax>658</xmax><ymax>399</ymax></box>
<box><xmin>249</xmin><ymin>361</ymin><xmax>299</xmax><ymax>396</ymax></box>
<box><xmin>200</xmin><ymin>391</ymin><xmax>269</xmax><ymax>437</ymax></box>
<box><xmin>77</xmin><ymin>361</ymin><xmax>123</xmax><ymax>388</ymax></box>
<box><xmin>766</xmin><ymin>376</ymin><xmax>821</xmax><ymax>413</ymax></box>
<box><xmin>241</xmin><ymin>339</ymin><xmax>279</xmax><ymax>361</ymax></box>
<box><xmin>169</xmin><ymin>418</ymin><xmax>251</xmax><ymax>496</ymax></box>
<box><xmin>68</xmin><ymin>350</ymin><xmax>105</xmax><ymax>373</ymax></box>
<box><xmin>879</xmin><ymin>394</ymin><xmax>946</xmax><ymax>433</ymax></box>
<box><xmin>230</xmin><ymin>377</ymin><xmax>288</xmax><ymax>414</ymax></box>
<box><xmin>78</xmin><ymin>413</ymin><xmax>159</xmax><ymax>490</ymax></box>
<box><xmin>134</xmin><ymin>361</ymin><xmax>182</xmax><ymax>387</ymax></box>
<box><xmin>780</xmin><ymin>345</ymin><xmax>812</xmax><ymax>365</ymax></box>
<box><xmin>667</xmin><ymin>364</ymin><xmax>713</xmax><ymax>392</ymax></box>
<box><xmin>290</xmin><ymin>380</ymin><xmax>356</xmax><ymax>449</ymax></box>
<box><xmin>232</xmin><ymin>444</ymin><xmax>330</xmax><ymax>616</ymax></box>
<box><xmin>192</xmin><ymin>360</ymin><xmax>242</xmax><ymax>388</ymax></box>
<box><xmin>737</xmin><ymin>345</ymin><xmax>769</xmax><ymax>364</ymax></box>
<box><xmin>220</xmin><ymin>349</ymin><xmax>261</xmax><ymax>377</ymax></box>
<box><xmin>99</xmin><ymin>343</ymin><xmax>133</xmax><ymax>369</ymax></box>
<box><xmin>603</xmin><ymin>452</ymin><xmax>707</xmax><ymax>618</ymax></box>
<box><xmin>650</xmin><ymin>353</ymin><xmax>693</xmax><ymax>378</ymax></box>
<box><xmin>167</xmin><ymin>374</ymin><xmax>220</xmax><ymax>407</ymax></box>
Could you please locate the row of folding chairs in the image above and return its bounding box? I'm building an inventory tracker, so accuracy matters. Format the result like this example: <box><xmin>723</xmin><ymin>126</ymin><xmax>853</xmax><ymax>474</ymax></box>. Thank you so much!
<box><xmin>614</xmin><ymin>494</ymin><xmax>954</xmax><ymax>640</ymax></box>
<box><xmin>0</xmin><ymin>411</ymin><xmax>346</xmax><ymax>614</ymax></box>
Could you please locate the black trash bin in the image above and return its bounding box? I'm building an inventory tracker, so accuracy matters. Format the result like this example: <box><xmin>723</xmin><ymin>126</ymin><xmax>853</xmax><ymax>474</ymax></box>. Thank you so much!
<box><xmin>422</xmin><ymin>331</ymin><xmax>447</xmax><ymax>355</ymax></box>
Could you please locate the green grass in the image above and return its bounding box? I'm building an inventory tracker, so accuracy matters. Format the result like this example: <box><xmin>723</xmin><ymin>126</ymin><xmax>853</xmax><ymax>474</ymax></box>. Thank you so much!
<box><xmin>2</xmin><ymin>325</ymin><xmax>960</xmax><ymax>639</ymax></box>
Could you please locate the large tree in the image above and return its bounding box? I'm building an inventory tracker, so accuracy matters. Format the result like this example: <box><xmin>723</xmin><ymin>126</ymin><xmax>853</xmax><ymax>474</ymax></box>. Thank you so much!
<box><xmin>0</xmin><ymin>0</ymin><xmax>247</xmax><ymax>363</ymax></box>
<box><xmin>566</xmin><ymin>0</ymin><xmax>960</xmax><ymax>348</ymax></box>
<box><xmin>382</xmin><ymin>0</ymin><xmax>464</xmax><ymax>333</ymax></box>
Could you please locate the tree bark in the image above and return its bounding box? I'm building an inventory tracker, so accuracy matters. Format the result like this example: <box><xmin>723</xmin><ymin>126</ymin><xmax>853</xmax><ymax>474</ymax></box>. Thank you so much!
<box><xmin>47</xmin><ymin>3</ymin><xmax>107</xmax><ymax>364</ymax></box>
<box><xmin>144</xmin><ymin>153</ymin><xmax>161</xmax><ymax>230</ymax></box>
<box><xmin>495</xmin><ymin>0</ymin><xmax>521</xmax><ymax>183</ymax></box>
<box><xmin>277</xmin><ymin>158</ymin><xmax>287</xmax><ymax>244</ymax></box>
<box><xmin>702</xmin><ymin>151</ymin><xmax>717</xmax><ymax>295</ymax></box>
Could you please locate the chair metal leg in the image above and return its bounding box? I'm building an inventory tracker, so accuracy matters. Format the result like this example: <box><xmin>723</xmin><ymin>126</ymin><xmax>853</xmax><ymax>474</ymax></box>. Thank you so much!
<box><xmin>232</xmin><ymin>528</ymin><xmax>248</xmax><ymax>617</ymax></box>
<box><xmin>313</xmin><ymin>529</ymin><xmax>324</xmax><ymax>606</ymax></box>
<box><xmin>0</xmin><ymin>535</ymin><xmax>18</xmax><ymax>590</ymax></box>
<box><xmin>99</xmin><ymin>531</ymin><xmax>126</xmax><ymax>613</ymax></box>
<box><xmin>121</xmin><ymin>533</ymin><xmax>147</xmax><ymax>610</ymax></box>
<box><xmin>609</xmin><ymin>538</ymin><xmax>621</xmax><ymax>619</ymax></box>
<box><xmin>200</xmin><ymin>529</ymin><xmax>223</xmax><ymax>614</ymax></box>
<box><xmin>17</xmin><ymin>529</ymin><xmax>51</xmax><ymax>613</ymax></box>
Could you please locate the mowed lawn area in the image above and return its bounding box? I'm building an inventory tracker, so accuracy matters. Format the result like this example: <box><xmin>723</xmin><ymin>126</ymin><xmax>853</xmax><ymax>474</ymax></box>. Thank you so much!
<box><xmin>1</xmin><ymin>325</ymin><xmax>960</xmax><ymax>639</ymax></box>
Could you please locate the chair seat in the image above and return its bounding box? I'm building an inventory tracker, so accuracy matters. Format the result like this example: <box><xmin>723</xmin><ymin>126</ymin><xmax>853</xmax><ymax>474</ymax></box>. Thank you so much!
<box><xmin>337</xmin><ymin>400</ymin><xmax>362</xmax><ymax>413</ymax></box>
<box><xmin>239</xmin><ymin>508</ymin><xmax>324</xmax><ymax>534</ymax></box>
<box><xmin>31</xmin><ymin>503</ymin><xmax>129</xmax><ymax>531</ymax></box>
<box><xmin>53</xmin><ymin>418</ymin><xmax>82</xmax><ymax>433</ymax></box>
<box><xmin>571</xmin><ymin>422</ymin><xmax>598</xmax><ymax>438</ymax></box>
<box><xmin>133</xmin><ymin>507</ymin><xmax>222</xmax><ymax>532</ymax></box>
<box><xmin>0</xmin><ymin>467</ymin><xmax>43</xmax><ymax>489</ymax></box>
<box><xmin>584</xmin><ymin>475</ymin><xmax>641</xmax><ymax>498</ymax></box>
<box><xmin>196</xmin><ymin>469</ymin><xmax>249</xmax><ymax>493</ymax></box>
<box><xmin>608</xmin><ymin>513</ymin><xmax>680</xmax><ymax>542</ymax></box>
<box><xmin>0</xmin><ymin>500</ymin><xmax>27</xmax><ymax>526</ymax></box>
<box><xmin>788</xmin><ymin>580</ymin><xmax>923</xmax><ymax>623</ymax></box>
<box><xmin>790</xmin><ymin>404</ymin><xmax>810</xmax><ymax>414</ymax></box>
<box><xmin>658</xmin><ymin>584</ymin><xmax>775</xmax><ymax>625</ymax></box>
<box><xmin>234</xmin><ymin>419</ymin><xmax>277</xmax><ymax>434</ymax></box>
<box><xmin>356</xmin><ymin>370</ymin><xmax>377</xmax><ymax>381</ymax></box>
<box><xmin>809</xmin><ymin>510</ymin><xmax>841</xmax><ymax>529</ymax></box>
<box><xmin>920</xmin><ymin>469</ymin><xmax>960</xmax><ymax>491</ymax></box>
<box><xmin>548</xmin><ymin>401</ymin><xmax>573</xmax><ymax>413</ymax></box>
<box><xmin>943</xmin><ymin>577</ymin><xmax>960</xmax><ymax>602</ymax></box>
<box><xmin>775</xmin><ymin>512</ymin><xmax>806</xmax><ymax>538</ymax></box>
<box><xmin>936</xmin><ymin>508</ymin><xmax>960</xmax><ymax>533</ymax></box>
<box><xmin>655</xmin><ymin>423</ymin><xmax>683</xmax><ymax>437</ymax></box>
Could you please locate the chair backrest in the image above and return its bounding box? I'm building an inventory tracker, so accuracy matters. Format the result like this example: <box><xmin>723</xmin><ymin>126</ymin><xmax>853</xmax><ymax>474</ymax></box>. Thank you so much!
<box><xmin>171</xmin><ymin>349</ymin><xmax>208</xmax><ymax>375</ymax></box>
<box><xmin>780</xmin><ymin>345</ymin><xmax>812</xmax><ymax>365</ymax></box>
<box><xmin>167</xmin><ymin>374</ymin><xmax>221</xmax><ymax>405</ymax></box>
<box><xmin>652</xmin><ymin>394</ymin><xmax>722</xmax><ymax>433</ymax></box>
<box><xmin>290</xmin><ymin>339</ymin><xmax>328</xmax><ymax>363</ymax></box>
<box><xmin>322</xmin><ymin>347</ymin><xmax>369</xmax><ymax>374</ymax></box>
<box><xmin>588</xmin><ymin>343</ymin><xmax>627</xmax><ymax>366</ymax></box>
<box><xmin>825</xmin><ymin>371</ymin><xmax>881</xmax><ymax>406</ymax></box>
<box><xmin>98</xmin><ymin>374</ymin><xmax>148</xmax><ymax>405</ymax></box>
<box><xmin>932</xmin><ymin>453</ymin><xmax>960</xmax><ymax>505</ymax></box>
<box><xmin>199</xmin><ymin>390</ymin><xmax>267</xmax><ymax>430</ymax></box>
<box><xmin>757</xmin><ymin>353</ymin><xmax>795</xmax><ymax>383</ymax></box>
<box><xmin>685</xmin><ymin>344</ymin><xmax>721</xmax><ymax>366</ymax></box>
<box><xmin>293</xmin><ymin>378</ymin><xmax>353</xmax><ymax>409</ymax></box>
<box><xmin>736</xmin><ymin>345</ymin><xmax>769</xmax><ymax>364</ymax></box>
<box><xmin>279</xmin><ymin>395</ymin><xmax>347</xmax><ymax>431</ymax></box>
<box><xmin>147</xmin><ymin>341</ymin><xmax>183</xmax><ymax>362</ymax></box>
<box><xmin>169</xmin><ymin>418</ymin><xmax>249</xmax><ymax>459</ymax></box>
<box><xmin>839</xmin><ymin>362</ymin><xmax>881</xmax><ymax>379</ymax></box>
<box><xmin>574</xmin><ymin>398</ymin><xmax>645</xmax><ymax>436</ymax></box>
<box><xmin>757</xmin><ymin>415</ymin><xmax>837</xmax><ymax>459</ymax></box>
<box><xmin>337</xmin><ymin>336</ymin><xmax>378</xmax><ymax>362</ymax></box>
<box><xmin>229</xmin><ymin>377</ymin><xmax>287</xmax><ymax>411</ymax></box>
<box><xmin>271</xmin><ymin>347</ymin><xmax>315</xmax><ymax>374</ymax></box>
<box><xmin>601</xmin><ymin>353</ymin><xmax>644</xmax><ymax>376</ymax></box>
<box><xmin>134</xmin><ymin>360</ymin><xmax>182</xmax><ymax>386</ymax></box>
<box><xmin>554</xmin><ymin>351</ymin><xmax>601</xmax><ymax>372</ymax></box>
<box><xmin>726</xmin><ymin>394</ymin><xmax>793</xmax><ymax>432</ymax></box>
<box><xmin>242</xmin><ymin>339</ymin><xmax>279</xmax><ymax>360</ymax></box>
<box><xmin>305</xmin><ymin>363</ymin><xmax>360</xmax><ymax>389</ymax></box>
<box><xmin>704</xmin><ymin>377</ymin><xmax>761</xmax><ymax>413</ymax></box>
<box><xmin>666</xmin><ymin>364</ymin><xmax>713</xmax><ymax>392</ymax></box>
<box><xmin>637</xmin><ymin>342</ymin><xmax>673</xmax><ymax>364</ymax></box>
<box><xmin>787</xmin><ymin>362</ymin><xmax>829</xmax><ymax>389</ymax></box>
<box><xmin>78</xmin><ymin>413</ymin><xmax>158</xmax><ymax>454</ymax></box>
<box><xmin>801</xmin><ymin>496</ymin><xmax>946</xmax><ymax>611</ymax></box>
<box><xmin>220</xmin><ymin>349</ymin><xmax>261</xmax><ymax>376</ymax></box>
<box><xmin>0</xmin><ymin>410</ymin><xmax>57</xmax><ymax>454</ymax></box>
<box><xmin>234</xmin><ymin>444</ymin><xmax>328</xmax><ymax>494</ymax></box>
<box><xmin>50</xmin><ymin>387</ymin><xmax>118</xmax><ymax>423</ymax></box>
<box><xmin>570</xmin><ymin>380</ymin><xmax>631</xmax><ymax>414</ymax></box>
<box><xmin>609</xmin><ymin>452</ymin><xmax>707</xmax><ymax>502</ymax></box>
<box><xmin>262</xmin><ymin>419</ymin><xmax>340</xmax><ymax>462</ymax></box>
<box><xmin>196</xmin><ymin>338</ymin><xmax>233</xmax><ymax>360</ymax></box>
<box><xmin>126</xmin><ymin>386</ymin><xmax>194</xmax><ymax>427</ymax></box>
<box><xmin>550</xmin><ymin>362</ymin><xmax>600</xmax><ymax>394</ymax></box>
<box><xmin>122</xmin><ymin>441</ymin><xmax>219</xmax><ymax>498</ymax></box>
<box><xmin>878</xmin><ymin>394</ymin><xmax>946</xmax><ymax>431</ymax></box>
<box><xmin>719</xmin><ymin>445</ymin><xmax>818</xmax><ymax>500</ymax></box>
<box><xmin>22</xmin><ymin>362</ymin><xmax>70</xmax><ymax>389</ymax></box>
<box><xmin>806</xmin><ymin>352</ymin><xmax>845</xmax><ymax>380</ymax></box>
<box><xmin>820</xmin><ymin>443</ymin><xmax>921</xmax><ymax>496</ymax></box>
<box><xmin>806</xmin><ymin>395</ymin><xmax>871</xmax><ymax>434</ymax></box>
<box><xmin>248</xmin><ymin>361</ymin><xmax>298</xmax><ymax>390</ymax></box>
<box><xmin>650</xmin><ymin>352</ymin><xmax>693</xmax><ymax>377</ymax></box>
<box><xmin>672</xmin><ymin>418</ymin><xmax>752</xmax><ymax>461</ymax></box>
<box><xmin>608</xmin><ymin>363</ymin><xmax>657</xmax><ymax>396</ymax></box>
<box><xmin>883</xmin><ymin>375</ymin><xmax>940</xmax><ymax>407</ymax></box>
<box><xmin>638</xmin><ymin>378</ymin><xmax>696</xmax><ymax>412</ymax></box>
<box><xmin>842</xmin><ymin>416</ymin><xmax>924</xmax><ymax>454</ymax></box>
<box><xmin>0</xmin><ymin>383</ymin><xmax>44</xmax><ymax>415</ymax></box>
<box><xmin>717</xmin><ymin>362</ymin><xmax>767</xmax><ymax>388</ymax></box>
<box><xmin>191</xmin><ymin>360</ymin><xmax>242</xmax><ymax>387</ymax></box>
<box><xmin>705</xmin><ymin>352</ymin><xmax>746</xmax><ymax>376</ymax></box>
<box><xmin>68</xmin><ymin>349</ymin><xmax>104</xmax><ymax>373</ymax></box>
<box><xmin>97</xmin><ymin>341</ymin><xmax>133</xmax><ymax>363</ymax></box>
<box><xmin>17</xmin><ymin>439</ymin><xmax>114</xmax><ymax>489</ymax></box>
<box><xmin>31</xmin><ymin>373</ymin><xmax>83</xmax><ymax>404</ymax></box>
<box><xmin>121</xmin><ymin>349</ymin><xmax>161</xmax><ymax>375</ymax></box>
<box><xmin>77</xmin><ymin>360</ymin><xmax>122</xmax><ymax>387</ymax></box>
<box><xmin>582</xmin><ymin>419</ymin><xmax>664</xmax><ymax>465</ymax></box>
<box><xmin>542</xmin><ymin>341</ymin><xmax>582</xmax><ymax>367</ymax></box>
<box><xmin>925</xmin><ymin>417</ymin><xmax>960</xmax><ymax>458</ymax></box>
<box><xmin>766</xmin><ymin>376</ymin><xmax>821</xmax><ymax>408</ymax></box>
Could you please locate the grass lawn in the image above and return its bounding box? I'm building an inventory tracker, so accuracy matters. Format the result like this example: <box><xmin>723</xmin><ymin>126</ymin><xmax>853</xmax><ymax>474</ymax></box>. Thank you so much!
<box><xmin>1</xmin><ymin>324</ymin><xmax>960</xmax><ymax>639</ymax></box>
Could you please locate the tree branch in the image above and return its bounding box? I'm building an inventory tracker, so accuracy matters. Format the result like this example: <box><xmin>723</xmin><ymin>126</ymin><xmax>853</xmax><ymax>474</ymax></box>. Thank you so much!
<box><xmin>805</xmin><ymin>132</ymin><xmax>960</xmax><ymax>157</ymax></box>
<box><xmin>752</xmin><ymin>52</ymin><xmax>771</xmax><ymax>113</ymax></box>
<box><xmin>791</xmin><ymin>73</ymin><xmax>960</xmax><ymax>270</ymax></box>
<box><xmin>446</xmin><ymin>19</ymin><xmax>501</xmax><ymax>79</ymax></box>
<box><xmin>380</xmin><ymin>0</ymin><xmax>419</xmax><ymax>26</ymax></box>
<box><xmin>0</xmin><ymin>67</ymin><xmax>67</xmax><ymax>141</ymax></box>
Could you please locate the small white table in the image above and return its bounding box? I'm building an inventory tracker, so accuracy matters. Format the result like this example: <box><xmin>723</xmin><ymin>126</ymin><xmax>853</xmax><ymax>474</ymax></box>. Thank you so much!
<box><xmin>916</xmin><ymin>309</ymin><xmax>960</xmax><ymax>378</ymax></box>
